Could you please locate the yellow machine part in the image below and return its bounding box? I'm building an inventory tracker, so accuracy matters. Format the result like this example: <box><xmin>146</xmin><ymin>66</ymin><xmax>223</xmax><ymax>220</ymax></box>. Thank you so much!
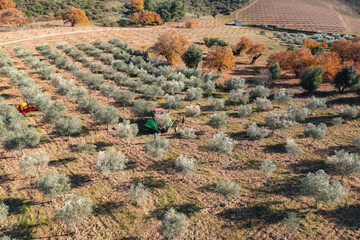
<box><xmin>17</xmin><ymin>102</ymin><xmax>28</xmax><ymax>108</ymax></box>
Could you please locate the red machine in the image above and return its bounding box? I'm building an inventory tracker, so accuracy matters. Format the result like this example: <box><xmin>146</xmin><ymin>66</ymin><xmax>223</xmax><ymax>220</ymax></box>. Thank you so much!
<box><xmin>16</xmin><ymin>101</ymin><xmax>37</xmax><ymax>115</ymax></box>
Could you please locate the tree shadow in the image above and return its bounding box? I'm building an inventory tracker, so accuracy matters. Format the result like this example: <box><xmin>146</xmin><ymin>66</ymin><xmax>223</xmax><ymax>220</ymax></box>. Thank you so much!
<box><xmin>229</xmin><ymin>131</ymin><xmax>248</xmax><ymax>141</ymax></box>
<box><xmin>217</xmin><ymin>202</ymin><xmax>287</xmax><ymax>229</ymax></box>
<box><xmin>3</xmin><ymin>198</ymin><xmax>34</xmax><ymax>215</ymax></box>
<box><xmin>259</xmin><ymin>176</ymin><xmax>303</xmax><ymax>197</ymax></box>
<box><xmin>327</xmin><ymin>96</ymin><xmax>360</xmax><ymax>106</ymax></box>
<box><xmin>264</xmin><ymin>143</ymin><xmax>286</xmax><ymax>154</ymax></box>
<box><xmin>93</xmin><ymin>200</ymin><xmax>124</xmax><ymax>216</ymax></box>
<box><xmin>150</xmin><ymin>202</ymin><xmax>202</xmax><ymax>220</ymax></box>
<box><xmin>94</xmin><ymin>141</ymin><xmax>113</xmax><ymax>151</ymax></box>
<box><xmin>317</xmin><ymin>204</ymin><xmax>360</xmax><ymax>229</ymax></box>
<box><xmin>290</xmin><ymin>159</ymin><xmax>327</xmax><ymax>175</ymax></box>
<box><xmin>304</xmin><ymin>115</ymin><xmax>338</xmax><ymax>126</ymax></box>
<box><xmin>49</xmin><ymin>157</ymin><xmax>77</xmax><ymax>167</ymax></box>
<box><xmin>0</xmin><ymin>174</ymin><xmax>12</xmax><ymax>184</ymax></box>
<box><xmin>130</xmin><ymin>176</ymin><xmax>166</xmax><ymax>189</ymax></box>
<box><xmin>68</xmin><ymin>173</ymin><xmax>92</xmax><ymax>188</ymax></box>
<box><xmin>147</xmin><ymin>158</ymin><xmax>175</xmax><ymax>175</ymax></box>
<box><xmin>0</xmin><ymin>94</ymin><xmax>14</xmax><ymax>100</ymax></box>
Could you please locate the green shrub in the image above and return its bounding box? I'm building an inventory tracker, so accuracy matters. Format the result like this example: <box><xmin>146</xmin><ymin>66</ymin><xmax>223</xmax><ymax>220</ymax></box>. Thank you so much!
<box><xmin>300</xmin><ymin>66</ymin><xmax>324</xmax><ymax>92</ymax></box>
<box><xmin>269</xmin><ymin>62</ymin><xmax>281</xmax><ymax>80</ymax></box>
<box><xmin>333</xmin><ymin>66</ymin><xmax>360</xmax><ymax>93</ymax></box>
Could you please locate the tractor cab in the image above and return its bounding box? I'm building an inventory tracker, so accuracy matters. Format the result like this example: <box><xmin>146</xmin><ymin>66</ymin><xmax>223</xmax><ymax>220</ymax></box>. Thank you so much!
<box><xmin>153</xmin><ymin>108</ymin><xmax>164</xmax><ymax>116</ymax></box>
<box><xmin>16</xmin><ymin>100</ymin><xmax>37</xmax><ymax>115</ymax></box>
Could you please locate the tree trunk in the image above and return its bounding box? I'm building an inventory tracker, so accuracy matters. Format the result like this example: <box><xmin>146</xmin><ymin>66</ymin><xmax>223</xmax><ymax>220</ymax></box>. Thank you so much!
<box><xmin>251</xmin><ymin>54</ymin><xmax>262</xmax><ymax>64</ymax></box>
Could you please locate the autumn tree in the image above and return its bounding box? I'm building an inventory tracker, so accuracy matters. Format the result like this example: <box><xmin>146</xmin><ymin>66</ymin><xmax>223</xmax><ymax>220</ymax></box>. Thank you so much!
<box><xmin>0</xmin><ymin>8</ymin><xmax>27</xmax><ymax>25</ymax></box>
<box><xmin>331</xmin><ymin>38</ymin><xmax>351</xmax><ymax>62</ymax></box>
<box><xmin>184</xmin><ymin>19</ymin><xmax>199</xmax><ymax>28</ymax></box>
<box><xmin>131</xmin><ymin>0</ymin><xmax>144</xmax><ymax>11</ymax></box>
<box><xmin>302</xmin><ymin>39</ymin><xmax>328</xmax><ymax>50</ymax></box>
<box><xmin>153</xmin><ymin>30</ymin><xmax>190</xmax><ymax>65</ymax></box>
<box><xmin>233</xmin><ymin>37</ymin><xmax>253</xmax><ymax>55</ymax></box>
<box><xmin>203</xmin><ymin>46</ymin><xmax>236</xmax><ymax>73</ymax></box>
<box><xmin>62</xmin><ymin>7</ymin><xmax>89</xmax><ymax>27</ymax></box>
<box><xmin>130</xmin><ymin>10</ymin><xmax>162</xmax><ymax>26</ymax></box>
<box><xmin>0</xmin><ymin>0</ymin><xmax>15</xmax><ymax>10</ymax></box>
<box><xmin>247</xmin><ymin>43</ymin><xmax>268</xmax><ymax>64</ymax></box>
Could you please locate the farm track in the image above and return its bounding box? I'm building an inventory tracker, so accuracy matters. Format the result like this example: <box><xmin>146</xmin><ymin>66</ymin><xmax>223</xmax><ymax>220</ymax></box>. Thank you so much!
<box><xmin>236</xmin><ymin>0</ymin><xmax>360</xmax><ymax>33</ymax></box>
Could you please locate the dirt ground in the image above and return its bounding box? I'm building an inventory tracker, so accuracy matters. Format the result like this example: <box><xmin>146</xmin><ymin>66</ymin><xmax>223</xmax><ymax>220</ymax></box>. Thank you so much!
<box><xmin>0</xmin><ymin>18</ymin><xmax>360</xmax><ymax>239</ymax></box>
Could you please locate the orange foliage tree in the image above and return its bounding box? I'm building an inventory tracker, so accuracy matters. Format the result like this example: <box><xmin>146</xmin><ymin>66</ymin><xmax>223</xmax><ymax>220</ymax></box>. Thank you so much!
<box><xmin>247</xmin><ymin>43</ymin><xmax>268</xmax><ymax>64</ymax></box>
<box><xmin>234</xmin><ymin>37</ymin><xmax>254</xmax><ymax>55</ymax></box>
<box><xmin>62</xmin><ymin>7</ymin><xmax>88</xmax><ymax>27</ymax></box>
<box><xmin>203</xmin><ymin>46</ymin><xmax>236</xmax><ymax>73</ymax></box>
<box><xmin>0</xmin><ymin>0</ymin><xmax>15</xmax><ymax>10</ymax></box>
<box><xmin>268</xmin><ymin>47</ymin><xmax>342</xmax><ymax>79</ymax></box>
<box><xmin>302</xmin><ymin>39</ymin><xmax>328</xmax><ymax>50</ymax></box>
<box><xmin>184</xmin><ymin>19</ymin><xmax>199</xmax><ymax>28</ymax></box>
<box><xmin>131</xmin><ymin>0</ymin><xmax>144</xmax><ymax>11</ymax></box>
<box><xmin>153</xmin><ymin>30</ymin><xmax>190</xmax><ymax>65</ymax></box>
<box><xmin>130</xmin><ymin>10</ymin><xmax>162</xmax><ymax>26</ymax></box>
<box><xmin>0</xmin><ymin>8</ymin><xmax>27</xmax><ymax>25</ymax></box>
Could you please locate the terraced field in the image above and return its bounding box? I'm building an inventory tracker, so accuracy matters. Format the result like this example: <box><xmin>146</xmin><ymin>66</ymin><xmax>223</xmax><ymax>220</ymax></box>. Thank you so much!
<box><xmin>236</xmin><ymin>0</ymin><xmax>360</xmax><ymax>33</ymax></box>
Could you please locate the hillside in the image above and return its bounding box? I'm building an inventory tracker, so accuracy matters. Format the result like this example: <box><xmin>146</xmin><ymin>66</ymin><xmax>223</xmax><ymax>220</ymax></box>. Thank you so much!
<box><xmin>236</xmin><ymin>0</ymin><xmax>360</xmax><ymax>33</ymax></box>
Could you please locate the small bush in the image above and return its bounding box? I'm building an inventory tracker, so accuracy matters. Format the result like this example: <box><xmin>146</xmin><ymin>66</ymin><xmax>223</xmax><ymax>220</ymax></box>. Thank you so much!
<box><xmin>303</xmin><ymin>123</ymin><xmax>327</xmax><ymax>142</ymax></box>
<box><xmin>265</xmin><ymin>111</ymin><xmax>294</xmax><ymax>129</ymax></box>
<box><xmin>246</xmin><ymin>122</ymin><xmax>269</xmax><ymax>140</ymax></box>
<box><xmin>208</xmin><ymin>132</ymin><xmax>235</xmax><ymax>159</ymax></box>
<box><xmin>201</xmin><ymin>81</ymin><xmax>216</xmax><ymax>94</ymax></box>
<box><xmin>209</xmin><ymin>113</ymin><xmax>228</xmax><ymax>129</ymax></box>
<box><xmin>78</xmin><ymin>98</ymin><xmax>103</xmax><ymax>115</ymax></box>
<box><xmin>159</xmin><ymin>208</ymin><xmax>188</xmax><ymax>240</ymax></box>
<box><xmin>284</xmin><ymin>214</ymin><xmax>301</xmax><ymax>235</ymax></box>
<box><xmin>180</xmin><ymin>127</ymin><xmax>197</xmax><ymax>139</ymax></box>
<box><xmin>97</xmin><ymin>147</ymin><xmax>128</xmax><ymax>175</ymax></box>
<box><xmin>249</xmin><ymin>85</ymin><xmax>270</xmax><ymax>98</ymax></box>
<box><xmin>238</xmin><ymin>105</ymin><xmax>252</xmax><ymax>118</ymax></box>
<box><xmin>269</xmin><ymin>62</ymin><xmax>281</xmax><ymax>80</ymax></box>
<box><xmin>145</xmin><ymin>136</ymin><xmax>171</xmax><ymax>158</ymax></box>
<box><xmin>285</xmin><ymin>138</ymin><xmax>304</xmax><ymax>157</ymax></box>
<box><xmin>300</xmin><ymin>66</ymin><xmax>324</xmax><ymax>92</ymax></box>
<box><xmin>54</xmin><ymin>116</ymin><xmax>82</xmax><ymax>136</ymax></box>
<box><xmin>116</xmin><ymin>120</ymin><xmax>139</xmax><ymax>140</ymax></box>
<box><xmin>207</xmin><ymin>97</ymin><xmax>224</xmax><ymax>111</ymax></box>
<box><xmin>331</xmin><ymin>117</ymin><xmax>344</xmax><ymax>125</ymax></box>
<box><xmin>255</xmin><ymin>98</ymin><xmax>273</xmax><ymax>111</ymax></box>
<box><xmin>77</xmin><ymin>141</ymin><xmax>96</xmax><ymax>153</ymax></box>
<box><xmin>307</xmin><ymin>96</ymin><xmax>327</xmax><ymax>109</ymax></box>
<box><xmin>216</xmin><ymin>180</ymin><xmax>241</xmax><ymax>200</ymax></box>
<box><xmin>163</xmin><ymin>94</ymin><xmax>184</xmax><ymax>109</ymax></box>
<box><xmin>181</xmin><ymin>44</ymin><xmax>203</xmax><ymax>69</ymax></box>
<box><xmin>66</xmin><ymin>87</ymin><xmax>88</xmax><ymax>102</ymax></box>
<box><xmin>224</xmin><ymin>77</ymin><xmax>245</xmax><ymax>90</ymax></box>
<box><xmin>204</xmin><ymin>37</ymin><xmax>229</xmax><ymax>48</ymax></box>
<box><xmin>353</xmin><ymin>135</ymin><xmax>360</xmax><ymax>148</ymax></box>
<box><xmin>333</xmin><ymin>66</ymin><xmax>360</xmax><ymax>93</ymax></box>
<box><xmin>185</xmin><ymin>105</ymin><xmax>201</xmax><ymax>117</ymax></box>
<box><xmin>163</xmin><ymin>80</ymin><xmax>184</xmax><ymax>95</ymax></box>
<box><xmin>127</xmin><ymin>183</ymin><xmax>148</xmax><ymax>205</ymax></box>
<box><xmin>342</xmin><ymin>106</ymin><xmax>358</xmax><ymax>119</ymax></box>
<box><xmin>174</xmin><ymin>155</ymin><xmax>199</xmax><ymax>176</ymax></box>
<box><xmin>38</xmin><ymin>171</ymin><xmax>70</xmax><ymax>199</ymax></box>
<box><xmin>274</xmin><ymin>88</ymin><xmax>293</xmax><ymax>104</ymax></box>
<box><xmin>94</xmin><ymin>106</ymin><xmax>120</xmax><ymax>127</ymax></box>
<box><xmin>260</xmin><ymin>158</ymin><xmax>277</xmax><ymax>177</ymax></box>
<box><xmin>0</xmin><ymin>202</ymin><xmax>9</xmax><ymax>223</ymax></box>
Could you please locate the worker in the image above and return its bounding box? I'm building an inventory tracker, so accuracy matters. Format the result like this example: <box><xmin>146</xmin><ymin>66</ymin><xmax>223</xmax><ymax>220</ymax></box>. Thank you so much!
<box><xmin>182</xmin><ymin>116</ymin><xmax>185</xmax><ymax>127</ymax></box>
<box><xmin>174</xmin><ymin>126</ymin><xmax>178</xmax><ymax>134</ymax></box>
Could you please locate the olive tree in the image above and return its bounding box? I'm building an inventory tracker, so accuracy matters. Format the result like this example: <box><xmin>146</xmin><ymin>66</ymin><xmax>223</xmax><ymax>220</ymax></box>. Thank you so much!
<box><xmin>116</xmin><ymin>120</ymin><xmax>139</xmax><ymax>141</ymax></box>
<box><xmin>255</xmin><ymin>98</ymin><xmax>273</xmax><ymax>111</ymax></box>
<box><xmin>209</xmin><ymin>113</ymin><xmax>228</xmax><ymax>129</ymax></box>
<box><xmin>307</xmin><ymin>96</ymin><xmax>327</xmax><ymax>110</ymax></box>
<box><xmin>216</xmin><ymin>180</ymin><xmax>241</xmax><ymax>204</ymax></box>
<box><xmin>208</xmin><ymin>132</ymin><xmax>235</xmax><ymax>160</ymax></box>
<box><xmin>94</xmin><ymin>106</ymin><xmax>120</xmax><ymax>129</ymax></box>
<box><xmin>301</xmin><ymin>169</ymin><xmax>348</xmax><ymax>208</ymax></box>
<box><xmin>326</xmin><ymin>150</ymin><xmax>360</xmax><ymax>179</ymax></box>
<box><xmin>174</xmin><ymin>155</ymin><xmax>199</xmax><ymax>176</ymax></box>
<box><xmin>18</xmin><ymin>152</ymin><xmax>49</xmax><ymax>177</ymax></box>
<box><xmin>132</xmin><ymin>99</ymin><xmax>155</xmax><ymax>117</ymax></box>
<box><xmin>159</xmin><ymin>208</ymin><xmax>188</xmax><ymax>240</ymax></box>
<box><xmin>126</xmin><ymin>183</ymin><xmax>148</xmax><ymax>205</ymax></box>
<box><xmin>97</xmin><ymin>147</ymin><xmax>128</xmax><ymax>176</ymax></box>
<box><xmin>180</xmin><ymin>128</ymin><xmax>197</xmax><ymax>139</ymax></box>
<box><xmin>228</xmin><ymin>89</ymin><xmax>249</xmax><ymax>105</ymax></box>
<box><xmin>260</xmin><ymin>158</ymin><xmax>277</xmax><ymax>177</ymax></box>
<box><xmin>284</xmin><ymin>214</ymin><xmax>301</xmax><ymax>235</ymax></box>
<box><xmin>38</xmin><ymin>171</ymin><xmax>71</xmax><ymax>199</ymax></box>
<box><xmin>238</xmin><ymin>105</ymin><xmax>252</xmax><ymax>118</ymax></box>
<box><xmin>224</xmin><ymin>77</ymin><xmax>245</xmax><ymax>90</ymax></box>
<box><xmin>185</xmin><ymin>105</ymin><xmax>201</xmax><ymax>117</ymax></box>
<box><xmin>285</xmin><ymin>138</ymin><xmax>304</xmax><ymax>158</ymax></box>
<box><xmin>303</xmin><ymin>123</ymin><xmax>327</xmax><ymax>144</ymax></box>
<box><xmin>44</xmin><ymin>101</ymin><xmax>68</xmax><ymax>123</ymax></box>
<box><xmin>54</xmin><ymin>193</ymin><xmax>93</xmax><ymax>233</ymax></box>
<box><xmin>249</xmin><ymin>85</ymin><xmax>270</xmax><ymax>98</ymax></box>
<box><xmin>341</xmin><ymin>106</ymin><xmax>358</xmax><ymax>120</ymax></box>
<box><xmin>0</xmin><ymin>202</ymin><xmax>9</xmax><ymax>223</ymax></box>
<box><xmin>144</xmin><ymin>136</ymin><xmax>171</xmax><ymax>158</ymax></box>
<box><xmin>186</xmin><ymin>88</ymin><xmax>203</xmax><ymax>102</ymax></box>
<box><xmin>207</xmin><ymin>97</ymin><xmax>224</xmax><ymax>111</ymax></box>
<box><xmin>54</xmin><ymin>116</ymin><xmax>82</xmax><ymax>137</ymax></box>
<box><xmin>246</xmin><ymin>122</ymin><xmax>269</xmax><ymax>140</ymax></box>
